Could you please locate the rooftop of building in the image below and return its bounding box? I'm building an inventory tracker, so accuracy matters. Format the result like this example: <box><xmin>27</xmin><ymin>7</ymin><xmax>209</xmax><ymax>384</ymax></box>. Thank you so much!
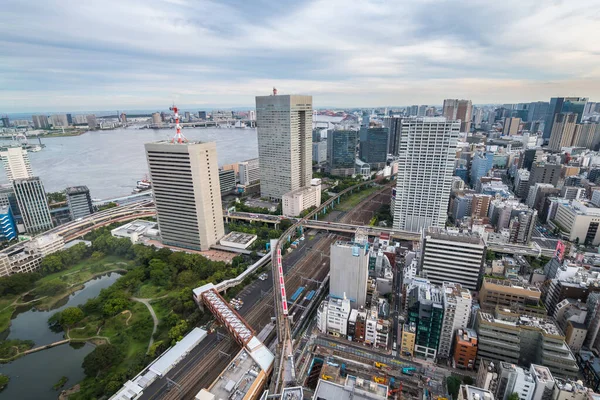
<box><xmin>66</xmin><ymin>186</ymin><xmax>90</xmax><ymax>195</ymax></box>
<box><xmin>220</xmin><ymin>231</ymin><xmax>257</xmax><ymax>245</ymax></box>
<box><xmin>479</xmin><ymin>311</ymin><xmax>563</xmax><ymax>336</ymax></box>
<box><xmin>425</xmin><ymin>227</ymin><xmax>484</xmax><ymax>245</ymax></box>
<box><xmin>460</xmin><ymin>385</ymin><xmax>495</xmax><ymax>400</ymax></box>
<box><xmin>313</xmin><ymin>375</ymin><xmax>389</xmax><ymax>400</ymax></box>
<box><xmin>403</xmin><ymin>322</ymin><xmax>416</xmax><ymax>333</ymax></box>
<box><xmin>149</xmin><ymin>140</ymin><xmax>204</xmax><ymax>145</ymax></box>
<box><xmin>578</xmin><ymin>350</ymin><xmax>600</xmax><ymax>373</ymax></box>
<box><xmin>531</xmin><ymin>364</ymin><xmax>554</xmax><ymax>384</ymax></box>
<box><xmin>456</xmin><ymin>328</ymin><xmax>477</xmax><ymax>343</ymax></box>
<box><xmin>208</xmin><ymin>349</ymin><xmax>263</xmax><ymax>400</ymax></box>
<box><xmin>111</xmin><ymin>220</ymin><xmax>157</xmax><ymax>237</ymax></box>
<box><xmin>499</xmin><ymin>362</ymin><xmax>535</xmax><ymax>383</ymax></box>
<box><xmin>554</xmin><ymin>378</ymin><xmax>589</xmax><ymax>393</ymax></box>
<box><xmin>283</xmin><ymin>184</ymin><xmax>320</xmax><ymax>197</ymax></box>
<box><xmin>482</xmin><ymin>277</ymin><xmax>541</xmax><ymax>293</ymax></box>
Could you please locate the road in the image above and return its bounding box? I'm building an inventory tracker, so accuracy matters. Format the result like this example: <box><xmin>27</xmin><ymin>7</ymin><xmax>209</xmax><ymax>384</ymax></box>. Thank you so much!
<box><xmin>131</xmin><ymin>297</ymin><xmax>159</xmax><ymax>353</ymax></box>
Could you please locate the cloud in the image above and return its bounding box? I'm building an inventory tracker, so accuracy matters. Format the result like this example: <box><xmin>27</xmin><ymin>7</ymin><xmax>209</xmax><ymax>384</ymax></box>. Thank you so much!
<box><xmin>0</xmin><ymin>0</ymin><xmax>599</xmax><ymax>112</ymax></box>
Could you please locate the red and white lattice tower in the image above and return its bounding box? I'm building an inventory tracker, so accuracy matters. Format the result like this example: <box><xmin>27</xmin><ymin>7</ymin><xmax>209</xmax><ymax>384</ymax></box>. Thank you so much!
<box><xmin>169</xmin><ymin>105</ymin><xmax>188</xmax><ymax>144</ymax></box>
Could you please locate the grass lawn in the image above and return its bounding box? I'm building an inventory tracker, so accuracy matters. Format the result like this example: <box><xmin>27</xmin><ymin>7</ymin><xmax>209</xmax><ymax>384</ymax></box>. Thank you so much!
<box><xmin>0</xmin><ymin>295</ymin><xmax>18</xmax><ymax>333</ymax></box>
<box><xmin>136</xmin><ymin>283</ymin><xmax>169</xmax><ymax>299</ymax></box>
<box><xmin>336</xmin><ymin>186</ymin><xmax>379</xmax><ymax>212</ymax></box>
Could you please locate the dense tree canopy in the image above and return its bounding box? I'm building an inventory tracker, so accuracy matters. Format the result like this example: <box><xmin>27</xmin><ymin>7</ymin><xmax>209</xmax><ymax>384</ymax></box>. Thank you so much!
<box><xmin>82</xmin><ymin>344</ymin><xmax>123</xmax><ymax>377</ymax></box>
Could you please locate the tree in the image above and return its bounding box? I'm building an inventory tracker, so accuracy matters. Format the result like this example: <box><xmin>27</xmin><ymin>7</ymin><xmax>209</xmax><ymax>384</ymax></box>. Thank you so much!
<box><xmin>82</xmin><ymin>344</ymin><xmax>123</xmax><ymax>377</ymax></box>
<box><xmin>40</xmin><ymin>254</ymin><xmax>64</xmax><ymax>273</ymax></box>
<box><xmin>102</xmin><ymin>297</ymin><xmax>129</xmax><ymax>317</ymax></box>
<box><xmin>447</xmin><ymin>376</ymin><xmax>462</xmax><ymax>400</ymax></box>
<box><xmin>35</xmin><ymin>281</ymin><xmax>67</xmax><ymax>296</ymax></box>
<box><xmin>59</xmin><ymin>307</ymin><xmax>84</xmax><ymax>327</ymax></box>
<box><xmin>508</xmin><ymin>393</ymin><xmax>520</xmax><ymax>400</ymax></box>
<box><xmin>462</xmin><ymin>376</ymin><xmax>474</xmax><ymax>385</ymax></box>
<box><xmin>0</xmin><ymin>374</ymin><xmax>8</xmax><ymax>391</ymax></box>
<box><xmin>168</xmin><ymin>319</ymin><xmax>189</xmax><ymax>344</ymax></box>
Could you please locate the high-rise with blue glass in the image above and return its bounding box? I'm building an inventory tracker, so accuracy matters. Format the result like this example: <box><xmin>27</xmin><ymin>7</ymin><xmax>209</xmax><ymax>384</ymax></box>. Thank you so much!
<box><xmin>543</xmin><ymin>97</ymin><xmax>588</xmax><ymax>140</ymax></box>
<box><xmin>0</xmin><ymin>206</ymin><xmax>16</xmax><ymax>242</ymax></box>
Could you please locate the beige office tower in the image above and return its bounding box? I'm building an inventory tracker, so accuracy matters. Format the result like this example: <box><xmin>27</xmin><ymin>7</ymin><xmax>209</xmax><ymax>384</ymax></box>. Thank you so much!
<box><xmin>256</xmin><ymin>94</ymin><xmax>312</xmax><ymax>200</ymax></box>
<box><xmin>0</xmin><ymin>146</ymin><xmax>33</xmax><ymax>181</ymax></box>
<box><xmin>548</xmin><ymin>113</ymin><xmax>577</xmax><ymax>151</ymax></box>
<box><xmin>145</xmin><ymin>141</ymin><xmax>224</xmax><ymax>251</ymax></box>
<box><xmin>443</xmin><ymin>99</ymin><xmax>472</xmax><ymax>132</ymax></box>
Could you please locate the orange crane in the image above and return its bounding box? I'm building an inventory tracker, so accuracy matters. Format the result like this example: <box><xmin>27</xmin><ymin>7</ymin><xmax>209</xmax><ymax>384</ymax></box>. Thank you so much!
<box><xmin>388</xmin><ymin>382</ymin><xmax>403</xmax><ymax>399</ymax></box>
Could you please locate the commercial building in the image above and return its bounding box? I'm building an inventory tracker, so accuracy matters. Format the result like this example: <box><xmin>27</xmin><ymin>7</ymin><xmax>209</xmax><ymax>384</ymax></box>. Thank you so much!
<box><xmin>49</xmin><ymin>114</ymin><xmax>69</xmax><ymax>127</ymax></box>
<box><xmin>548</xmin><ymin>113</ymin><xmax>578</xmax><ymax>151</ymax></box>
<box><xmin>218</xmin><ymin>169</ymin><xmax>236</xmax><ymax>194</ymax></box>
<box><xmin>32</xmin><ymin>115</ymin><xmax>49</xmax><ymax>129</ymax></box>
<box><xmin>527</xmin><ymin>101</ymin><xmax>550</xmax><ymax>124</ymax></box>
<box><xmin>13</xmin><ymin>177</ymin><xmax>53</xmax><ymax>233</ymax></box>
<box><xmin>330</xmin><ymin>241</ymin><xmax>369</xmax><ymax>308</ymax></box>
<box><xmin>572</xmin><ymin>122</ymin><xmax>600</xmax><ymax>150</ymax></box>
<box><xmin>496</xmin><ymin>362</ymin><xmax>537</xmax><ymax>400</ymax></box>
<box><xmin>393</xmin><ymin>117</ymin><xmax>459</xmax><ymax>232</ymax></box>
<box><xmin>360</xmin><ymin>127</ymin><xmax>388</xmax><ymax>167</ymax></box>
<box><xmin>316</xmin><ymin>296</ymin><xmax>351</xmax><ymax>337</ymax></box>
<box><xmin>0</xmin><ymin>233</ymin><xmax>64</xmax><ymax>277</ymax></box>
<box><xmin>443</xmin><ymin>99</ymin><xmax>473</xmax><ymax>132</ymax></box>
<box><xmin>406</xmin><ymin>280</ymin><xmax>444</xmax><ymax>360</ymax></box>
<box><xmin>238</xmin><ymin>158</ymin><xmax>260</xmax><ymax>186</ymax></box>
<box><xmin>111</xmin><ymin>220</ymin><xmax>159</xmax><ymax>244</ymax></box>
<box><xmin>401</xmin><ymin>323</ymin><xmax>416</xmax><ymax>357</ymax></box>
<box><xmin>515</xmin><ymin>169</ymin><xmax>531</xmax><ymax>198</ymax></box>
<box><xmin>503</xmin><ymin>117</ymin><xmax>521</xmax><ymax>136</ymax></box>
<box><xmin>312</xmin><ymin>141</ymin><xmax>327</xmax><ymax>163</ymax></box>
<box><xmin>0</xmin><ymin>146</ymin><xmax>33</xmax><ymax>182</ymax></box>
<box><xmin>313</xmin><ymin>375</ymin><xmax>389</xmax><ymax>400</ymax></box>
<box><xmin>472</xmin><ymin>194</ymin><xmax>492</xmax><ymax>220</ymax></box>
<box><xmin>474</xmin><ymin>310</ymin><xmax>579</xmax><ymax>378</ymax></box>
<box><xmin>219</xmin><ymin>231</ymin><xmax>257</xmax><ymax>250</ymax></box>
<box><xmin>282</xmin><ymin>182</ymin><xmax>321</xmax><ymax>217</ymax></box>
<box><xmin>453</xmin><ymin>328</ymin><xmax>478</xmax><ymax>370</ymax></box>
<box><xmin>438</xmin><ymin>282</ymin><xmax>472</xmax><ymax>359</ymax></box>
<box><xmin>552</xmin><ymin>200</ymin><xmax>600</xmax><ymax>245</ymax></box>
<box><xmin>543</xmin><ymin>97</ymin><xmax>588</xmax><ymax>140</ymax></box>
<box><xmin>145</xmin><ymin>141</ymin><xmax>224</xmax><ymax>251</ymax></box>
<box><xmin>86</xmin><ymin>114</ymin><xmax>98</xmax><ymax>129</ymax></box>
<box><xmin>471</xmin><ymin>152</ymin><xmax>495</xmax><ymax>188</ymax></box>
<box><xmin>66</xmin><ymin>186</ymin><xmax>93</xmax><ymax>220</ymax></box>
<box><xmin>458</xmin><ymin>385</ymin><xmax>495</xmax><ymax>400</ymax></box>
<box><xmin>479</xmin><ymin>277</ymin><xmax>542</xmax><ymax>313</ymax></box>
<box><xmin>256</xmin><ymin>94</ymin><xmax>312</xmax><ymax>200</ymax></box>
<box><xmin>529</xmin><ymin>162</ymin><xmax>561</xmax><ymax>191</ymax></box>
<box><xmin>0</xmin><ymin>206</ymin><xmax>16</xmax><ymax>242</ymax></box>
<box><xmin>508</xmin><ymin>209</ymin><xmax>537</xmax><ymax>245</ymax></box>
<box><xmin>388</xmin><ymin>117</ymin><xmax>402</xmax><ymax>156</ymax></box>
<box><xmin>421</xmin><ymin>228</ymin><xmax>486</xmax><ymax>291</ymax></box>
<box><xmin>327</xmin><ymin>130</ymin><xmax>358</xmax><ymax>176</ymax></box>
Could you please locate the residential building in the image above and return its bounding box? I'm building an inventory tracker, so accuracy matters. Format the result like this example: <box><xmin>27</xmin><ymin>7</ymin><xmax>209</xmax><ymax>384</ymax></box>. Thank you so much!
<box><xmin>548</xmin><ymin>113</ymin><xmax>578</xmax><ymax>151</ymax></box>
<box><xmin>543</xmin><ymin>97</ymin><xmax>588</xmax><ymax>140</ymax></box>
<box><xmin>312</xmin><ymin>141</ymin><xmax>327</xmax><ymax>163</ymax></box>
<box><xmin>361</xmin><ymin>127</ymin><xmax>388</xmax><ymax>167</ymax></box>
<box><xmin>49</xmin><ymin>114</ymin><xmax>68</xmax><ymax>127</ymax></box>
<box><xmin>282</xmin><ymin>183</ymin><xmax>321</xmax><ymax>217</ymax></box>
<box><xmin>316</xmin><ymin>296</ymin><xmax>351</xmax><ymax>337</ymax></box>
<box><xmin>529</xmin><ymin>162</ymin><xmax>561</xmax><ymax>191</ymax></box>
<box><xmin>0</xmin><ymin>146</ymin><xmax>33</xmax><ymax>181</ymax></box>
<box><xmin>406</xmin><ymin>280</ymin><xmax>444</xmax><ymax>360</ymax></box>
<box><xmin>0</xmin><ymin>206</ymin><xmax>16</xmax><ymax>241</ymax></box>
<box><xmin>453</xmin><ymin>328</ymin><xmax>478</xmax><ymax>370</ymax></box>
<box><xmin>421</xmin><ymin>228</ymin><xmax>486</xmax><ymax>291</ymax></box>
<box><xmin>508</xmin><ymin>209</ymin><xmax>537</xmax><ymax>244</ymax></box>
<box><xmin>86</xmin><ymin>114</ymin><xmax>98</xmax><ymax>129</ymax></box>
<box><xmin>472</xmin><ymin>194</ymin><xmax>492</xmax><ymax>219</ymax></box>
<box><xmin>238</xmin><ymin>158</ymin><xmax>260</xmax><ymax>185</ymax></box>
<box><xmin>327</xmin><ymin>130</ymin><xmax>358</xmax><ymax>176</ymax></box>
<box><xmin>503</xmin><ymin>117</ymin><xmax>522</xmax><ymax>136</ymax></box>
<box><xmin>388</xmin><ymin>117</ymin><xmax>402</xmax><ymax>156</ymax></box>
<box><xmin>393</xmin><ymin>117</ymin><xmax>459</xmax><ymax>232</ymax></box>
<box><xmin>531</xmin><ymin>364</ymin><xmax>555</xmax><ymax>400</ymax></box>
<box><xmin>479</xmin><ymin>277</ymin><xmax>542</xmax><ymax>313</ymax></box>
<box><xmin>145</xmin><ymin>141</ymin><xmax>224</xmax><ymax>251</ymax></box>
<box><xmin>515</xmin><ymin>169</ymin><xmax>531</xmax><ymax>198</ymax></box>
<box><xmin>438</xmin><ymin>282</ymin><xmax>472</xmax><ymax>359</ymax></box>
<box><xmin>330</xmin><ymin>241</ymin><xmax>369</xmax><ymax>308</ymax></box>
<box><xmin>256</xmin><ymin>94</ymin><xmax>312</xmax><ymax>200</ymax></box>
<box><xmin>401</xmin><ymin>323</ymin><xmax>416</xmax><ymax>357</ymax></box>
<box><xmin>66</xmin><ymin>186</ymin><xmax>93</xmax><ymax>220</ymax></box>
<box><xmin>496</xmin><ymin>362</ymin><xmax>536</xmax><ymax>400</ymax></box>
<box><xmin>565</xmin><ymin>321</ymin><xmax>586</xmax><ymax>351</ymax></box>
<box><xmin>13</xmin><ymin>177</ymin><xmax>52</xmax><ymax>233</ymax></box>
<box><xmin>218</xmin><ymin>169</ymin><xmax>236</xmax><ymax>194</ymax></box>
<box><xmin>471</xmin><ymin>152</ymin><xmax>495</xmax><ymax>188</ymax></box>
<box><xmin>458</xmin><ymin>386</ymin><xmax>495</xmax><ymax>400</ymax></box>
<box><xmin>32</xmin><ymin>115</ymin><xmax>49</xmax><ymax>129</ymax></box>
<box><xmin>474</xmin><ymin>310</ymin><xmax>579</xmax><ymax>378</ymax></box>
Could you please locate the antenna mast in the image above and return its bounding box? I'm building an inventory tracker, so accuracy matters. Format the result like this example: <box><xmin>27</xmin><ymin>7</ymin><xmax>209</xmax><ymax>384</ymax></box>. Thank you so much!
<box><xmin>169</xmin><ymin>105</ymin><xmax>188</xmax><ymax>143</ymax></box>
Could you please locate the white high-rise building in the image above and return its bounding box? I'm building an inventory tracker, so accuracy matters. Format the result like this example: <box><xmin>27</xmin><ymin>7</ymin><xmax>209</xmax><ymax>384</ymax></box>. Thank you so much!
<box><xmin>0</xmin><ymin>146</ymin><xmax>33</xmax><ymax>182</ymax></box>
<box><xmin>13</xmin><ymin>177</ymin><xmax>53</xmax><ymax>233</ymax></box>
<box><xmin>145</xmin><ymin>141</ymin><xmax>224</xmax><ymax>251</ymax></box>
<box><xmin>255</xmin><ymin>94</ymin><xmax>312</xmax><ymax>200</ymax></box>
<box><xmin>330</xmin><ymin>241</ymin><xmax>369</xmax><ymax>308</ymax></box>
<box><xmin>438</xmin><ymin>282</ymin><xmax>472</xmax><ymax>358</ymax></box>
<box><xmin>238</xmin><ymin>158</ymin><xmax>260</xmax><ymax>185</ymax></box>
<box><xmin>393</xmin><ymin>117</ymin><xmax>459</xmax><ymax>232</ymax></box>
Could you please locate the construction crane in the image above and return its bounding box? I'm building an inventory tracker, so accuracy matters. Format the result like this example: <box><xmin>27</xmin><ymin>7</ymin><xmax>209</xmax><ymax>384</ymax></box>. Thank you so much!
<box><xmin>388</xmin><ymin>382</ymin><xmax>403</xmax><ymax>399</ymax></box>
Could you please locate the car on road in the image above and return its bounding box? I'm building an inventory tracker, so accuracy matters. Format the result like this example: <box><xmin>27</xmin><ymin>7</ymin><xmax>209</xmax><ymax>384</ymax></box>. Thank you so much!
<box><xmin>259</xmin><ymin>273</ymin><xmax>268</xmax><ymax>281</ymax></box>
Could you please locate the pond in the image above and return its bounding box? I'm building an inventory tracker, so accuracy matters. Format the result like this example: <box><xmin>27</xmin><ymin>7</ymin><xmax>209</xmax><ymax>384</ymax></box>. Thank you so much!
<box><xmin>0</xmin><ymin>272</ymin><xmax>122</xmax><ymax>399</ymax></box>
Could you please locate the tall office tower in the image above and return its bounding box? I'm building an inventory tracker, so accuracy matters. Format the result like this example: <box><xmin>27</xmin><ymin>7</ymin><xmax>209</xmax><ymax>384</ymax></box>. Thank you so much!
<box><xmin>417</xmin><ymin>105</ymin><xmax>428</xmax><ymax>117</ymax></box>
<box><xmin>120</xmin><ymin>113</ymin><xmax>127</xmax><ymax>124</ymax></box>
<box><xmin>145</xmin><ymin>141</ymin><xmax>224</xmax><ymax>251</ymax></box>
<box><xmin>66</xmin><ymin>186</ymin><xmax>93</xmax><ymax>220</ymax></box>
<box><xmin>508</xmin><ymin>210</ymin><xmax>537</xmax><ymax>244</ymax></box>
<box><xmin>393</xmin><ymin>117</ymin><xmax>459</xmax><ymax>232</ymax></box>
<box><xmin>443</xmin><ymin>99</ymin><xmax>459</xmax><ymax>120</ymax></box>
<box><xmin>438</xmin><ymin>282</ymin><xmax>472</xmax><ymax>359</ymax></box>
<box><xmin>548</xmin><ymin>113</ymin><xmax>577</xmax><ymax>151</ymax></box>
<box><xmin>473</xmin><ymin>107</ymin><xmax>484</xmax><ymax>128</ymax></box>
<box><xmin>421</xmin><ymin>228</ymin><xmax>486</xmax><ymax>291</ymax></box>
<box><xmin>327</xmin><ymin>130</ymin><xmax>358</xmax><ymax>177</ymax></box>
<box><xmin>543</xmin><ymin>97</ymin><xmax>588</xmax><ymax>139</ymax></box>
<box><xmin>573</xmin><ymin>122</ymin><xmax>600</xmax><ymax>150</ymax></box>
<box><xmin>527</xmin><ymin>101</ymin><xmax>550</xmax><ymax>123</ymax></box>
<box><xmin>470</xmin><ymin>151</ymin><xmax>494</xmax><ymax>188</ymax></box>
<box><xmin>0</xmin><ymin>146</ymin><xmax>33</xmax><ymax>182</ymax></box>
<box><xmin>503</xmin><ymin>117</ymin><xmax>521</xmax><ymax>136</ymax></box>
<box><xmin>256</xmin><ymin>94</ymin><xmax>312</xmax><ymax>200</ymax></box>
<box><xmin>456</xmin><ymin>100</ymin><xmax>473</xmax><ymax>132</ymax></box>
<box><xmin>13</xmin><ymin>177</ymin><xmax>53</xmax><ymax>233</ymax></box>
<box><xmin>66</xmin><ymin>113</ymin><xmax>73</xmax><ymax>125</ymax></box>
<box><xmin>86</xmin><ymin>114</ymin><xmax>98</xmax><ymax>129</ymax></box>
<box><xmin>361</xmin><ymin>127</ymin><xmax>388</xmax><ymax>166</ymax></box>
<box><xmin>388</xmin><ymin>117</ymin><xmax>402</xmax><ymax>156</ymax></box>
<box><xmin>238</xmin><ymin>158</ymin><xmax>260</xmax><ymax>185</ymax></box>
<box><xmin>407</xmin><ymin>281</ymin><xmax>444</xmax><ymax>359</ymax></box>
<box><xmin>1</xmin><ymin>116</ymin><xmax>9</xmax><ymax>128</ymax></box>
<box><xmin>32</xmin><ymin>115</ymin><xmax>49</xmax><ymax>129</ymax></box>
<box><xmin>407</xmin><ymin>105</ymin><xmax>419</xmax><ymax>116</ymax></box>
<box><xmin>0</xmin><ymin>205</ymin><xmax>16</xmax><ymax>241</ymax></box>
<box><xmin>312</xmin><ymin>141</ymin><xmax>327</xmax><ymax>163</ymax></box>
<box><xmin>329</xmin><ymin>241</ymin><xmax>369</xmax><ymax>308</ymax></box>
<box><xmin>529</xmin><ymin>162</ymin><xmax>561</xmax><ymax>191</ymax></box>
<box><xmin>49</xmin><ymin>114</ymin><xmax>69</xmax><ymax>127</ymax></box>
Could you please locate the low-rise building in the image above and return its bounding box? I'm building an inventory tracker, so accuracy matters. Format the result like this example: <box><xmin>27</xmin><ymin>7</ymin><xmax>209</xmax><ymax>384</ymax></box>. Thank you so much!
<box><xmin>111</xmin><ymin>220</ymin><xmax>159</xmax><ymax>244</ymax></box>
<box><xmin>316</xmin><ymin>297</ymin><xmax>351</xmax><ymax>338</ymax></box>
<box><xmin>552</xmin><ymin>200</ymin><xmax>600</xmax><ymax>245</ymax></box>
<box><xmin>479</xmin><ymin>277</ymin><xmax>543</xmax><ymax>314</ymax></box>
<box><xmin>401</xmin><ymin>323</ymin><xmax>416</xmax><ymax>357</ymax></box>
<box><xmin>453</xmin><ymin>328</ymin><xmax>478</xmax><ymax>370</ymax></box>
<box><xmin>458</xmin><ymin>385</ymin><xmax>495</xmax><ymax>400</ymax></box>
<box><xmin>219</xmin><ymin>231</ymin><xmax>257</xmax><ymax>250</ymax></box>
<box><xmin>282</xmin><ymin>184</ymin><xmax>321</xmax><ymax>217</ymax></box>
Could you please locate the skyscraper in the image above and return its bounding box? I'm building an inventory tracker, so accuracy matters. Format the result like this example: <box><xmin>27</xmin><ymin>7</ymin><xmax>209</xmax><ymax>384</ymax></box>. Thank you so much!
<box><xmin>543</xmin><ymin>97</ymin><xmax>588</xmax><ymax>139</ymax></box>
<box><xmin>32</xmin><ymin>115</ymin><xmax>49</xmax><ymax>129</ymax></box>
<box><xmin>0</xmin><ymin>205</ymin><xmax>16</xmax><ymax>242</ymax></box>
<box><xmin>361</xmin><ymin>127</ymin><xmax>388</xmax><ymax>166</ymax></box>
<box><xmin>572</xmin><ymin>122</ymin><xmax>600</xmax><ymax>150</ymax></box>
<box><xmin>330</xmin><ymin>241</ymin><xmax>369</xmax><ymax>308</ymax></box>
<box><xmin>393</xmin><ymin>117</ymin><xmax>459</xmax><ymax>232</ymax></box>
<box><xmin>0</xmin><ymin>146</ymin><xmax>33</xmax><ymax>182</ymax></box>
<box><xmin>526</xmin><ymin>101</ymin><xmax>549</xmax><ymax>123</ymax></box>
<box><xmin>13</xmin><ymin>177</ymin><xmax>53</xmax><ymax>233</ymax></box>
<box><xmin>327</xmin><ymin>130</ymin><xmax>358</xmax><ymax>176</ymax></box>
<box><xmin>86</xmin><ymin>114</ymin><xmax>98</xmax><ymax>129</ymax></box>
<box><xmin>388</xmin><ymin>117</ymin><xmax>402</xmax><ymax>156</ymax></box>
<box><xmin>66</xmin><ymin>186</ymin><xmax>94</xmax><ymax>220</ymax></box>
<box><xmin>443</xmin><ymin>99</ymin><xmax>472</xmax><ymax>132</ymax></box>
<box><xmin>502</xmin><ymin>117</ymin><xmax>521</xmax><ymax>136</ymax></box>
<box><xmin>145</xmin><ymin>141</ymin><xmax>224</xmax><ymax>251</ymax></box>
<box><xmin>470</xmin><ymin>151</ymin><xmax>494</xmax><ymax>188</ymax></box>
<box><xmin>49</xmin><ymin>114</ymin><xmax>69</xmax><ymax>127</ymax></box>
<box><xmin>548</xmin><ymin>113</ymin><xmax>577</xmax><ymax>151</ymax></box>
<box><xmin>256</xmin><ymin>94</ymin><xmax>312</xmax><ymax>200</ymax></box>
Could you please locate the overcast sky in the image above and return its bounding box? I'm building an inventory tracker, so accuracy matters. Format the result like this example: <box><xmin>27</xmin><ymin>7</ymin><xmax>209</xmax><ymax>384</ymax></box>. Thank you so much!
<box><xmin>2</xmin><ymin>0</ymin><xmax>599</xmax><ymax>112</ymax></box>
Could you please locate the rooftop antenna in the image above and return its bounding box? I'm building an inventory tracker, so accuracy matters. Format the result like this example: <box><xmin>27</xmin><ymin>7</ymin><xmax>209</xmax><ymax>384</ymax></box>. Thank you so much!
<box><xmin>273</xmin><ymin>87</ymin><xmax>278</xmax><ymax>96</ymax></box>
<box><xmin>169</xmin><ymin>104</ymin><xmax>188</xmax><ymax>144</ymax></box>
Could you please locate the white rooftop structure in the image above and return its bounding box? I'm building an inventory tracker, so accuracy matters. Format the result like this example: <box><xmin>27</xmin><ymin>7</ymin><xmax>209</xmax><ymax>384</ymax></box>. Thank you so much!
<box><xmin>149</xmin><ymin>328</ymin><xmax>207</xmax><ymax>377</ymax></box>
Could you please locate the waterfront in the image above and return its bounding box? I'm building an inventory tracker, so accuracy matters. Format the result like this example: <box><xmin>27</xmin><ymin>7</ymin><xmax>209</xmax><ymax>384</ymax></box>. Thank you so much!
<box><xmin>0</xmin><ymin>273</ymin><xmax>121</xmax><ymax>399</ymax></box>
<box><xmin>0</xmin><ymin>127</ymin><xmax>258</xmax><ymax>200</ymax></box>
